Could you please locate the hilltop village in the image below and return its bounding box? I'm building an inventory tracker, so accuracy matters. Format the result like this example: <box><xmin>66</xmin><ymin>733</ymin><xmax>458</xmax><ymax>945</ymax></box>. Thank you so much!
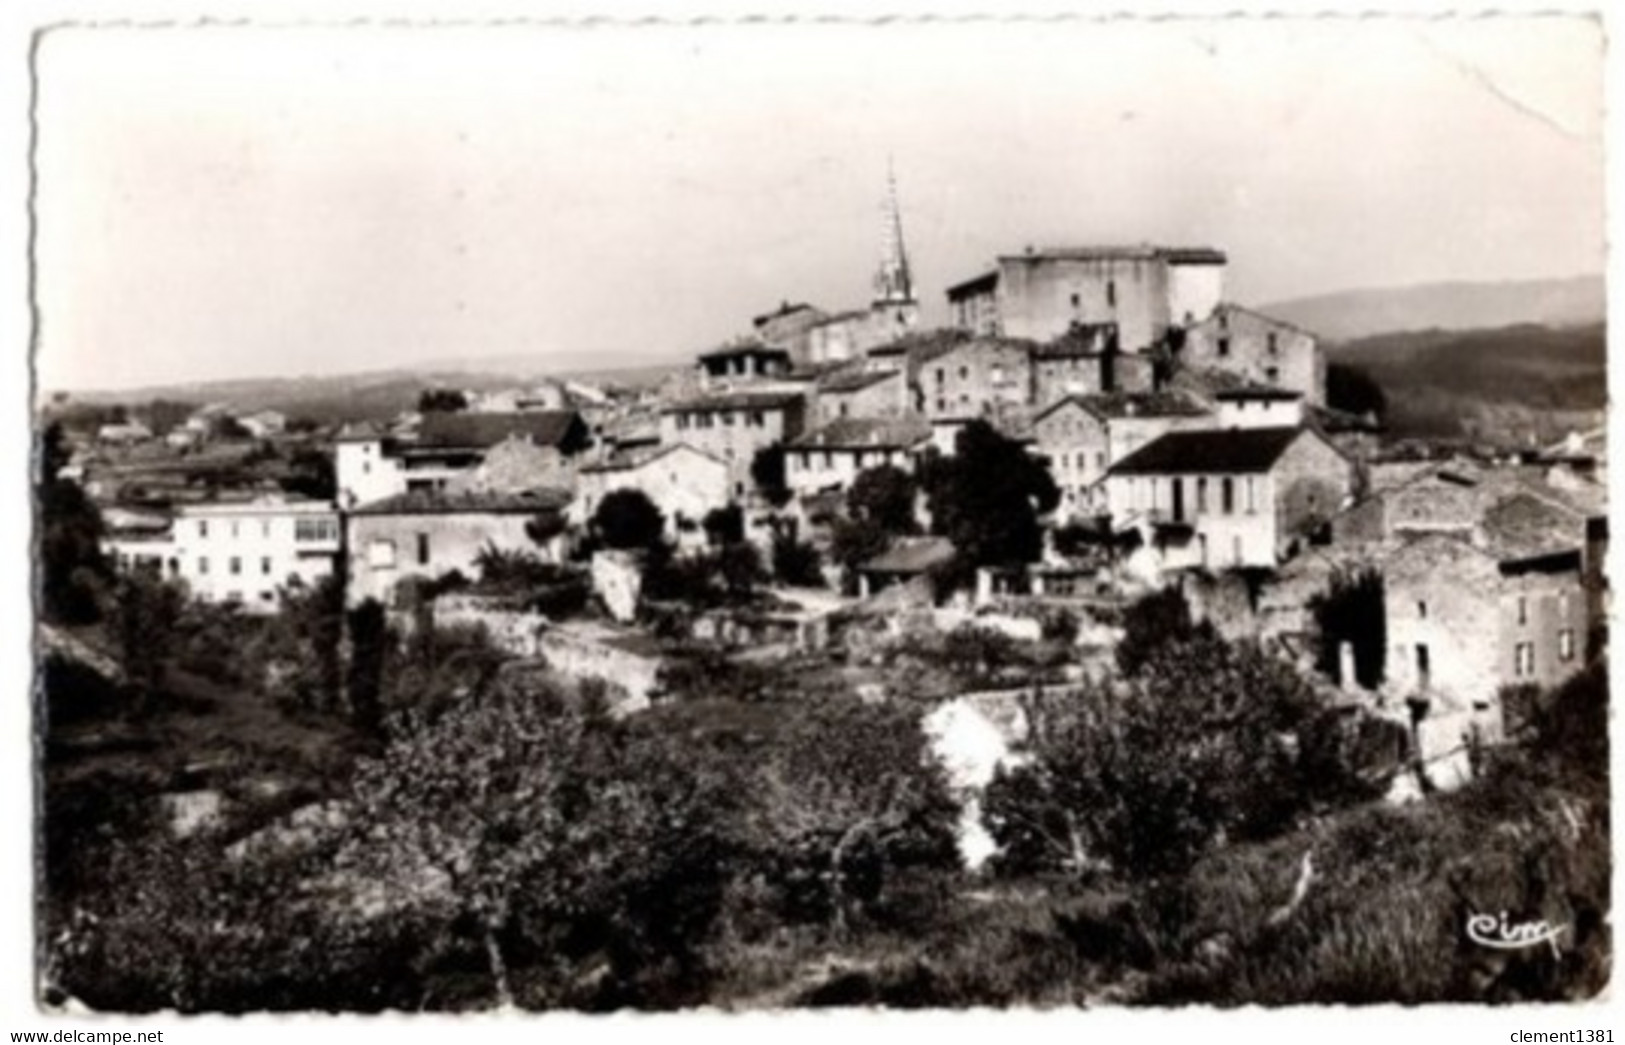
<box><xmin>38</xmin><ymin>177</ymin><xmax>1612</xmax><ymax>1009</ymax></box>
<box><xmin>62</xmin><ymin>181</ymin><xmax>1602</xmax><ymax>792</ymax></box>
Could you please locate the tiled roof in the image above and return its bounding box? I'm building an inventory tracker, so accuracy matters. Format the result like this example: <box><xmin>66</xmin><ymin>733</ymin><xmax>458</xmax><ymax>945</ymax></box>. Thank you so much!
<box><xmin>1214</xmin><ymin>385</ymin><xmax>1303</xmax><ymax>402</ymax></box>
<box><xmin>416</xmin><ymin>410</ymin><xmax>585</xmax><ymax>451</ymax></box>
<box><xmin>1109</xmin><ymin>425</ymin><xmax>1307</xmax><ymax>476</ymax></box>
<box><xmin>818</xmin><ymin>368</ymin><xmax>900</xmax><ymax>394</ymax></box>
<box><xmin>1481</xmin><ymin>493</ymin><xmax>1587</xmax><ymax>562</ymax></box>
<box><xmin>996</xmin><ymin>245</ymin><xmax>1227</xmax><ymax>264</ymax></box>
<box><xmin>752</xmin><ymin>301</ymin><xmax>822</xmax><ymax>327</ymax></box>
<box><xmin>579</xmin><ymin>443</ymin><xmax>724</xmax><ymax>474</ymax></box>
<box><xmin>662</xmin><ymin>390</ymin><xmax>805</xmax><ymax>413</ymax></box>
<box><xmin>859</xmin><ymin>537</ymin><xmax>956</xmax><ymax>575</ymax></box>
<box><xmin>791</xmin><ymin>417</ymin><xmax>932</xmax><ymax>450</ymax></box>
<box><xmin>1036</xmin><ymin>391</ymin><xmax>1210</xmax><ymax>423</ymax></box>
<box><xmin>350</xmin><ymin>487</ymin><xmax>573</xmax><ymax>516</ymax></box>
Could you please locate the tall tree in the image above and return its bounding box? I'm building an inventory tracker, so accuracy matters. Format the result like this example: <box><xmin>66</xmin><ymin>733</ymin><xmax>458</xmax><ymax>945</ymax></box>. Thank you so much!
<box><xmin>37</xmin><ymin>423</ymin><xmax>110</xmax><ymax>625</ymax></box>
<box><xmin>920</xmin><ymin>422</ymin><xmax>1060</xmax><ymax>573</ymax></box>
<box><xmin>847</xmin><ymin>465</ymin><xmax>919</xmax><ymax>535</ymax></box>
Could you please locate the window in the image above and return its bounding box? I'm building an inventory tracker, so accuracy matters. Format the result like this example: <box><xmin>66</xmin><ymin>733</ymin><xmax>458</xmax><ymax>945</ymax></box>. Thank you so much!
<box><xmin>823</xmin><ymin>451</ymin><xmax>834</xmax><ymax>469</ymax></box>
<box><xmin>416</xmin><ymin>532</ymin><xmax>431</xmax><ymax>566</ymax></box>
<box><xmin>1196</xmin><ymin>477</ymin><xmax>1208</xmax><ymax>513</ymax></box>
<box><xmin>936</xmin><ymin>399</ymin><xmax>946</xmax><ymax>412</ymax></box>
<box><xmin>1265</xmin><ymin>366</ymin><xmax>1280</xmax><ymax>384</ymax></box>
<box><xmin>1559</xmin><ymin>629</ymin><xmax>1576</xmax><ymax>662</ymax></box>
<box><xmin>1417</xmin><ymin>643</ymin><xmax>1431</xmax><ymax>685</ymax></box>
<box><xmin>722</xmin><ymin>411</ymin><xmax>735</xmax><ymax>427</ymax></box>
<box><xmin>1218</xmin><ymin>337</ymin><xmax>1231</xmax><ymax>358</ymax></box>
<box><xmin>198</xmin><ymin>556</ymin><xmax>209</xmax><ymax>575</ymax></box>
<box><xmin>749</xmin><ymin>411</ymin><xmax>765</xmax><ymax>427</ymax></box>
<box><xmin>935</xmin><ymin>368</ymin><xmax>945</xmax><ymax>385</ymax></box>
<box><xmin>1070</xmin><ymin>292</ymin><xmax>1080</xmax><ymax>307</ymax></box>
<box><xmin>1245</xmin><ymin>476</ymin><xmax>1257</xmax><ymax>514</ymax></box>
<box><xmin>1221</xmin><ymin>477</ymin><xmax>1235</xmax><ymax>514</ymax></box>
<box><xmin>261</xmin><ymin>557</ymin><xmax>272</xmax><ymax>575</ymax></box>
<box><xmin>1515</xmin><ymin>641</ymin><xmax>1535</xmax><ymax>677</ymax></box>
<box><xmin>231</xmin><ymin>522</ymin><xmax>240</xmax><ymax>539</ymax></box>
<box><xmin>1418</xmin><ymin>600</ymin><xmax>1428</xmax><ymax>619</ymax></box>
<box><xmin>198</xmin><ymin>520</ymin><xmax>209</xmax><ymax>538</ymax></box>
<box><xmin>958</xmin><ymin>366</ymin><xmax>969</xmax><ymax>380</ymax></box>
<box><xmin>261</xmin><ymin>521</ymin><xmax>271</xmax><ymax>538</ymax></box>
<box><xmin>1232</xmin><ymin>535</ymin><xmax>1243</xmax><ymax>565</ymax></box>
<box><xmin>1558</xmin><ymin>592</ymin><xmax>1571</xmax><ymax>619</ymax></box>
<box><xmin>1517</xmin><ymin>595</ymin><xmax>1528</xmax><ymax>625</ymax></box>
<box><xmin>367</xmin><ymin>539</ymin><xmax>397</xmax><ymax>570</ymax></box>
<box><xmin>1106</xmin><ymin>280</ymin><xmax>1117</xmax><ymax>308</ymax></box>
<box><xmin>839</xmin><ymin>402</ymin><xmax>849</xmax><ymax>418</ymax></box>
<box><xmin>229</xmin><ymin>556</ymin><xmax>241</xmax><ymax>576</ymax></box>
<box><xmin>1267</xmin><ymin>332</ymin><xmax>1279</xmax><ymax>355</ymax></box>
<box><xmin>296</xmin><ymin>517</ymin><xmax>338</xmax><ymax>542</ymax></box>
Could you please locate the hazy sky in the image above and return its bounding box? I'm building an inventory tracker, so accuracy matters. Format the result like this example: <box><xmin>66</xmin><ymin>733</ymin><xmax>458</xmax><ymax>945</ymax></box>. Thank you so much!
<box><xmin>33</xmin><ymin>16</ymin><xmax>1604</xmax><ymax>391</ymax></box>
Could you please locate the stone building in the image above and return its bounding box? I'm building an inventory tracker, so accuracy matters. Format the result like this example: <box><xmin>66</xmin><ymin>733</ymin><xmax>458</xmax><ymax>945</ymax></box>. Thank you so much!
<box><xmin>1106</xmin><ymin>425</ymin><xmax>1356</xmax><ymax>572</ymax></box>
<box><xmin>783</xmin><ymin>417</ymin><xmax>932</xmax><ymax>502</ymax></box>
<box><xmin>814</xmin><ymin>367</ymin><xmax>908</xmax><ymax>423</ymax></box>
<box><xmin>1028</xmin><ymin>323</ymin><xmax>1157</xmax><ymax>407</ymax></box>
<box><xmin>945</xmin><ymin>245</ymin><xmax>1227</xmax><ymax>351</ymax></box>
<box><xmin>574</xmin><ymin>443</ymin><xmax>730</xmax><ymax>545</ymax></box>
<box><xmin>1178</xmin><ymin>303</ymin><xmax>1326</xmax><ymax>405</ymax></box>
<box><xmin>659</xmin><ymin>389</ymin><xmax>808</xmax><ymax>499</ymax></box>
<box><xmin>1379</xmin><ymin>532</ymin><xmax>1590</xmax><ymax>746</ymax></box>
<box><xmin>1032</xmin><ymin>392</ymin><xmax>1212</xmax><ymax>519</ymax></box>
<box><xmin>335</xmin><ymin>411</ymin><xmax>590</xmax><ymax>510</ymax></box>
<box><xmin>919</xmin><ymin>338</ymin><xmax>1034</xmax><ymax>420</ymax></box>
<box><xmin>344</xmin><ymin>488</ymin><xmax>573</xmax><ymax>607</ymax></box>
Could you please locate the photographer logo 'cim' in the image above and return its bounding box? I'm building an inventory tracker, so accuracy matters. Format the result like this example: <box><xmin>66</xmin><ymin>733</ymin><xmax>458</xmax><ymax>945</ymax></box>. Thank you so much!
<box><xmin>1467</xmin><ymin>912</ymin><xmax>1567</xmax><ymax>959</ymax></box>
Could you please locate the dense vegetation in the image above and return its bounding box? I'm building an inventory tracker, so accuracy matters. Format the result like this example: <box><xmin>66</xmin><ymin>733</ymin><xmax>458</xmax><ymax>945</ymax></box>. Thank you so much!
<box><xmin>1327</xmin><ymin>323</ymin><xmax>1604</xmax><ymax>442</ymax></box>
<box><xmin>35</xmin><ymin>424</ymin><xmax>1612</xmax><ymax>1010</ymax></box>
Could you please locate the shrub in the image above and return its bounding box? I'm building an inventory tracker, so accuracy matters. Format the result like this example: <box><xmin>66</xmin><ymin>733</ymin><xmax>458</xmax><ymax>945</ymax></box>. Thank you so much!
<box><xmin>771</xmin><ymin>532</ymin><xmax>824</xmax><ymax>587</ymax></box>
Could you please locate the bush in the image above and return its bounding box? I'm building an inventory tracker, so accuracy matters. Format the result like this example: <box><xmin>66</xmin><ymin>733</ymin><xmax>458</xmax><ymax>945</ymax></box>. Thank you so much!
<box><xmin>1116</xmin><ymin>586</ymin><xmax>1210</xmax><ymax>677</ymax></box>
<box><xmin>771</xmin><ymin>532</ymin><xmax>824</xmax><ymax>587</ymax></box>
<box><xmin>592</xmin><ymin>489</ymin><xmax>665</xmax><ymax>552</ymax></box>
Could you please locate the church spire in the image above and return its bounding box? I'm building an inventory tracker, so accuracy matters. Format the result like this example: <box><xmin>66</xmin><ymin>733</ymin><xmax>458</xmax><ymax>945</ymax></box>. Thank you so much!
<box><xmin>873</xmin><ymin>159</ymin><xmax>915</xmax><ymax>306</ymax></box>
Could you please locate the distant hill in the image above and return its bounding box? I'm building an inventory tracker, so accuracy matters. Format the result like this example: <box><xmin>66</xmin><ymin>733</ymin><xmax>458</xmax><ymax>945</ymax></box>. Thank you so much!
<box><xmin>1261</xmin><ymin>275</ymin><xmax>1604</xmax><ymax>343</ymax></box>
<box><xmin>46</xmin><ymin>360</ymin><xmax>686</xmax><ymax>426</ymax></box>
<box><xmin>1327</xmin><ymin>322</ymin><xmax>1606</xmax><ymax>444</ymax></box>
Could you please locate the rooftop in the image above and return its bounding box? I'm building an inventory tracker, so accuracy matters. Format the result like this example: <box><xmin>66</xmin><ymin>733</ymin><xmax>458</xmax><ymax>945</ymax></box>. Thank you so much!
<box><xmin>818</xmin><ymin>368</ymin><xmax>901</xmax><ymax>394</ymax></box>
<box><xmin>662</xmin><ymin>390</ymin><xmax>805</xmax><ymax>414</ymax></box>
<box><xmin>1215</xmin><ymin>385</ymin><xmax>1304</xmax><ymax>402</ymax></box>
<box><xmin>999</xmin><ymin>245</ymin><xmax>1227</xmax><ymax>265</ymax></box>
<box><xmin>1036</xmin><ymin>391</ymin><xmax>1210</xmax><ymax>424</ymax></box>
<box><xmin>416</xmin><ymin>410</ymin><xmax>585</xmax><ymax>451</ymax></box>
<box><xmin>752</xmin><ymin>301</ymin><xmax>822</xmax><ymax>327</ymax></box>
<box><xmin>579</xmin><ymin>442</ymin><xmax>724</xmax><ymax>474</ymax></box>
<box><xmin>791</xmin><ymin>417</ymin><xmax>932</xmax><ymax>450</ymax></box>
<box><xmin>1109</xmin><ymin>425</ymin><xmax>1308</xmax><ymax>476</ymax></box>
<box><xmin>350</xmin><ymin>487</ymin><xmax>573</xmax><ymax>516</ymax></box>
